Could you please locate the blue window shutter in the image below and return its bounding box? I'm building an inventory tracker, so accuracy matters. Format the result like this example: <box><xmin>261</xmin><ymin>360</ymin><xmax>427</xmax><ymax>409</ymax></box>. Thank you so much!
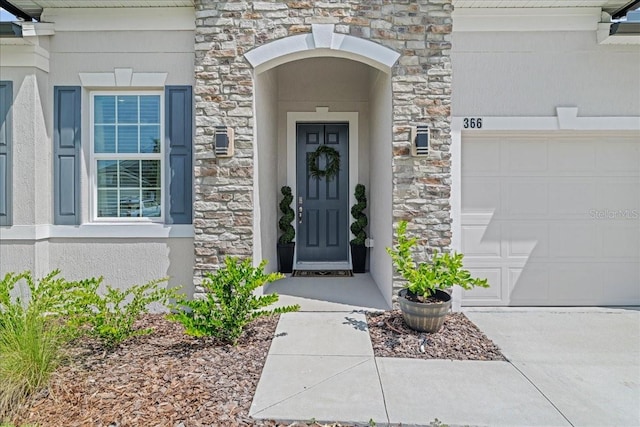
<box><xmin>0</xmin><ymin>81</ymin><xmax>12</xmax><ymax>226</ymax></box>
<box><xmin>165</xmin><ymin>86</ymin><xmax>193</xmax><ymax>224</ymax></box>
<box><xmin>54</xmin><ymin>86</ymin><xmax>81</xmax><ymax>225</ymax></box>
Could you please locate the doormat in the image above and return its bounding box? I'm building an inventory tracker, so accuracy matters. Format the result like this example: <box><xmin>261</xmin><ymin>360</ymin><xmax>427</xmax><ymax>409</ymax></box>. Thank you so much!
<box><xmin>292</xmin><ymin>270</ymin><xmax>354</xmax><ymax>278</ymax></box>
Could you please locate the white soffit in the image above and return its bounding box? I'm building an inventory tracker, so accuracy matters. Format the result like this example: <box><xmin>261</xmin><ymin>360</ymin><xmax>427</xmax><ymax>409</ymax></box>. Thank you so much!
<box><xmin>452</xmin><ymin>7</ymin><xmax>603</xmax><ymax>31</ymax></box>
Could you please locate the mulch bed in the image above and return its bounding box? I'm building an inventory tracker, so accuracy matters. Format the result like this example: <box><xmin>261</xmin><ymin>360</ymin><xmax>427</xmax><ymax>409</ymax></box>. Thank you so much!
<box><xmin>12</xmin><ymin>315</ymin><xmax>283</xmax><ymax>427</ymax></box>
<box><xmin>10</xmin><ymin>311</ymin><xmax>503</xmax><ymax>426</ymax></box>
<box><xmin>367</xmin><ymin>310</ymin><xmax>505</xmax><ymax>361</ymax></box>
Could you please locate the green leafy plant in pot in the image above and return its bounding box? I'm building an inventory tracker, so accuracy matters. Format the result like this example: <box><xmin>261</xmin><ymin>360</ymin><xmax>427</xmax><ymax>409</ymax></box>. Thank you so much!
<box><xmin>350</xmin><ymin>184</ymin><xmax>368</xmax><ymax>273</ymax></box>
<box><xmin>277</xmin><ymin>186</ymin><xmax>295</xmax><ymax>273</ymax></box>
<box><xmin>386</xmin><ymin>221</ymin><xmax>489</xmax><ymax>332</ymax></box>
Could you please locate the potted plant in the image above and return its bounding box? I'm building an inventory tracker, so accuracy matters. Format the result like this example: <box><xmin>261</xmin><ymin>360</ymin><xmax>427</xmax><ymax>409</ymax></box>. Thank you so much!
<box><xmin>386</xmin><ymin>220</ymin><xmax>489</xmax><ymax>332</ymax></box>
<box><xmin>277</xmin><ymin>186</ymin><xmax>295</xmax><ymax>273</ymax></box>
<box><xmin>350</xmin><ymin>184</ymin><xmax>368</xmax><ymax>273</ymax></box>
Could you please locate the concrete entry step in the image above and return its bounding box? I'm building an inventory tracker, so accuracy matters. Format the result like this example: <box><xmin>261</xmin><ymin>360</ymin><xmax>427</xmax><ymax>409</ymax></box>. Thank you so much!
<box><xmin>266</xmin><ymin>272</ymin><xmax>390</xmax><ymax>312</ymax></box>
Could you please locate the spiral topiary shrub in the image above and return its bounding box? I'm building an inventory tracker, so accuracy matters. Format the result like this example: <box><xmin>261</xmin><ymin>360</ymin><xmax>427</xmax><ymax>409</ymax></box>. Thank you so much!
<box><xmin>350</xmin><ymin>184</ymin><xmax>368</xmax><ymax>245</ymax></box>
<box><xmin>279</xmin><ymin>186</ymin><xmax>295</xmax><ymax>245</ymax></box>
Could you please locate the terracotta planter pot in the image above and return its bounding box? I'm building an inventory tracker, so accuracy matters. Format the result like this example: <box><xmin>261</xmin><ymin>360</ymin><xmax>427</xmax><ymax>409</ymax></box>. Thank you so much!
<box><xmin>398</xmin><ymin>288</ymin><xmax>452</xmax><ymax>333</ymax></box>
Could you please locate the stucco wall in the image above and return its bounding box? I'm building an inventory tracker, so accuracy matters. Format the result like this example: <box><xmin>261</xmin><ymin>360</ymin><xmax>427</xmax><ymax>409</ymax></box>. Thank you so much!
<box><xmin>47</xmin><ymin>238</ymin><xmax>194</xmax><ymax>294</ymax></box>
<box><xmin>452</xmin><ymin>31</ymin><xmax>640</xmax><ymax>117</ymax></box>
<box><xmin>0</xmin><ymin>68</ymin><xmax>50</xmax><ymax>226</ymax></box>
<box><xmin>254</xmin><ymin>69</ymin><xmax>279</xmax><ymax>271</ymax></box>
<box><xmin>0</xmin><ymin>8</ymin><xmax>196</xmax><ymax>298</ymax></box>
<box><xmin>276</xmin><ymin>57</ymin><xmax>371</xmax><ymax>189</ymax></box>
<box><xmin>369</xmin><ymin>69</ymin><xmax>394</xmax><ymax>307</ymax></box>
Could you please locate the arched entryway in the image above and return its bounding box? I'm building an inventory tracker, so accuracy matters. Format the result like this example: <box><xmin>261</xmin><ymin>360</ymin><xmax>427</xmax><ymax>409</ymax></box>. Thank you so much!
<box><xmin>249</xmin><ymin>25</ymin><xmax>398</xmax><ymax>307</ymax></box>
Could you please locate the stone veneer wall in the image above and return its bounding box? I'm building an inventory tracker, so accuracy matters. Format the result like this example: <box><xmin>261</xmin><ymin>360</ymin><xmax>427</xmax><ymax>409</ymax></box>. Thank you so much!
<box><xmin>194</xmin><ymin>0</ymin><xmax>452</xmax><ymax>298</ymax></box>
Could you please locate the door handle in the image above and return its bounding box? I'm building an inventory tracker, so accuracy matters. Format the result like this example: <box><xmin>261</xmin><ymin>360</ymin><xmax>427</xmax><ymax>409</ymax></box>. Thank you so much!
<box><xmin>298</xmin><ymin>197</ymin><xmax>303</xmax><ymax>224</ymax></box>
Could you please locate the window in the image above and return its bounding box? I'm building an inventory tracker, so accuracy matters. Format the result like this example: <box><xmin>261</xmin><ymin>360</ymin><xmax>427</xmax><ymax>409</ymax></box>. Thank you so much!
<box><xmin>91</xmin><ymin>92</ymin><xmax>163</xmax><ymax>220</ymax></box>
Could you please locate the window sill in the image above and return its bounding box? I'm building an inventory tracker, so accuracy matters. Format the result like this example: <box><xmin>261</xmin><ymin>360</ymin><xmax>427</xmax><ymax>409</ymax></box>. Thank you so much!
<box><xmin>0</xmin><ymin>224</ymin><xmax>194</xmax><ymax>240</ymax></box>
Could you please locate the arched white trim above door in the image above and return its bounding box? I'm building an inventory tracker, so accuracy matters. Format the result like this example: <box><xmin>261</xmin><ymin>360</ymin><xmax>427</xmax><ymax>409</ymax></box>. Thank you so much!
<box><xmin>245</xmin><ymin>24</ymin><xmax>400</xmax><ymax>74</ymax></box>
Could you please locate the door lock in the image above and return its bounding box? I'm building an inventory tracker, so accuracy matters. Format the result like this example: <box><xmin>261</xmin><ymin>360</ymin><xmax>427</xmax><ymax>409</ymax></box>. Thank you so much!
<box><xmin>298</xmin><ymin>197</ymin><xmax>303</xmax><ymax>224</ymax></box>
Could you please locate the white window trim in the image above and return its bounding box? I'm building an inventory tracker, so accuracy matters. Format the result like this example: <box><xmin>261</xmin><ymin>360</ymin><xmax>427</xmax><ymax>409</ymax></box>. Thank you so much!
<box><xmin>90</xmin><ymin>90</ymin><xmax>165</xmax><ymax>224</ymax></box>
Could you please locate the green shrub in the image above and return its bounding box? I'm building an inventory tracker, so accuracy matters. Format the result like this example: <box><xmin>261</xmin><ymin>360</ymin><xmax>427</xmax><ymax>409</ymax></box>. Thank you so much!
<box><xmin>350</xmin><ymin>184</ymin><xmax>368</xmax><ymax>245</ymax></box>
<box><xmin>169</xmin><ymin>257</ymin><xmax>299</xmax><ymax>344</ymax></box>
<box><xmin>278</xmin><ymin>186</ymin><xmax>295</xmax><ymax>245</ymax></box>
<box><xmin>387</xmin><ymin>221</ymin><xmax>489</xmax><ymax>300</ymax></box>
<box><xmin>0</xmin><ymin>271</ymin><xmax>83</xmax><ymax>419</ymax></box>
<box><xmin>72</xmin><ymin>278</ymin><xmax>179</xmax><ymax>348</ymax></box>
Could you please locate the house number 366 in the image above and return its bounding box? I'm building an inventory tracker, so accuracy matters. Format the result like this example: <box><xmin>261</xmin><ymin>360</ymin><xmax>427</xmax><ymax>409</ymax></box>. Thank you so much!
<box><xmin>463</xmin><ymin>118</ymin><xmax>483</xmax><ymax>129</ymax></box>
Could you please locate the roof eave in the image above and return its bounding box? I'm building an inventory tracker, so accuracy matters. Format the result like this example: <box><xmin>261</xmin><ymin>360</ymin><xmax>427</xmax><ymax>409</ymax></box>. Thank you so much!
<box><xmin>0</xmin><ymin>0</ymin><xmax>36</xmax><ymax>21</ymax></box>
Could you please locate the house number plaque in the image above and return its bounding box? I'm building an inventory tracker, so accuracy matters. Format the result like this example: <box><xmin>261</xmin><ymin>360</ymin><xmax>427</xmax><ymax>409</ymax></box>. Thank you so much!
<box><xmin>463</xmin><ymin>118</ymin><xmax>483</xmax><ymax>129</ymax></box>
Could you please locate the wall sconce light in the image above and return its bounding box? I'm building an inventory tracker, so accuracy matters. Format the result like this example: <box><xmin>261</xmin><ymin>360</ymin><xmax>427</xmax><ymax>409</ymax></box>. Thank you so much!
<box><xmin>214</xmin><ymin>126</ymin><xmax>234</xmax><ymax>157</ymax></box>
<box><xmin>411</xmin><ymin>125</ymin><xmax>429</xmax><ymax>156</ymax></box>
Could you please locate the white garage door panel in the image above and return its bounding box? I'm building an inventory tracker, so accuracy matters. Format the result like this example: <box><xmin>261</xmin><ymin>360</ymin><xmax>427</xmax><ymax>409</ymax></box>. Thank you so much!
<box><xmin>461</xmin><ymin>133</ymin><xmax>640</xmax><ymax>306</ymax></box>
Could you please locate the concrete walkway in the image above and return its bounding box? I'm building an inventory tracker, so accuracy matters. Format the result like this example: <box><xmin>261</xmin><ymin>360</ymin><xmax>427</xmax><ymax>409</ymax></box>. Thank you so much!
<box><xmin>250</xmin><ymin>307</ymin><xmax>640</xmax><ymax>426</ymax></box>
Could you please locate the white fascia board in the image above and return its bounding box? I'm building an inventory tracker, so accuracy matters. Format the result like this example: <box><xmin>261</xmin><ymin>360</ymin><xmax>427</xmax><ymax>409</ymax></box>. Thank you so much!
<box><xmin>0</xmin><ymin>42</ymin><xmax>50</xmax><ymax>72</ymax></box>
<box><xmin>452</xmin><ymin>7</ymin><xmax>602</xmax><ymax>32</ymax></box>
<box><xmin>17</xmin><ymin>22</ymin><xmax>55</xmax><ymax>36</ymax></box>
<box><xmin>40</xmin><ymin>7</ymin><xmax>195</xmax><ymax>32</ymax></box>
<box><xmin>599</xmin><ymin>35</ymin><xmax>640</xmax><ymax>44</ymax></box>
<box><xmin>0</xmin><ymin>224</ymin><xmax>194</xmax><ymax>241</ymax></box>
<box><xmin>452</xmin><ymin>107</ymin><xmax>640</xmax><ymax>131</ymax></box>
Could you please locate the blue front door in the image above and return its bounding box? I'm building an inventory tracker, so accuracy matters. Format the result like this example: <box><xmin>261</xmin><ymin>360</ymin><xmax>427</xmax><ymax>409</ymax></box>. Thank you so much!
<box><xmin>296</xmin><ymin>123</ymin><xmax>349</xmax><ymax>262</ymax></box>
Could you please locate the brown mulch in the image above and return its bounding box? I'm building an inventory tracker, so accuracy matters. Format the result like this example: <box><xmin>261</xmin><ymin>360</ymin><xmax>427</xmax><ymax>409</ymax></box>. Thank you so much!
<box><xmin>367</xmin><ymin>310</ymin><xmax>505</xmax><ymax>360</ymax></box>
<box><xmin>12</xmin><ymin>315</ymin><xmax>283</xmax><ymax>427</ymax></box>
<box><xmin>10</xmin><ymin>311</ymin><xmax>503</xmax><ymax>426</ymax></box>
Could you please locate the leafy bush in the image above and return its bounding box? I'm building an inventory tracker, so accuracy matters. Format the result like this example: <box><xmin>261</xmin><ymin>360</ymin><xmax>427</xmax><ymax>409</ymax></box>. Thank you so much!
<box><xmin>387</xmin><ymin>221</ymin><xmax>489</xmax><ymax>301</ymax></box>
<box><xmin>0</xmin><ymin>271</ymin><xmax>83</xmax><ymax>419</ymax></box>
<box><xmin>72</xmin><ymin>278</ymin><xmax>179</xmax><ymax>348</ymax></box>
<box><xmin>278</xmin><ymin>186</ymin><xmax>295</xmax><ymax>245</ymax></box>
<box><xmin>169</xmin><ymin>257</ymin><xmax>299</xmax><ymax>344</ymax></box>
<box><xmin>350</xmin><ymin>184</ymin><xmax>368</xmax><ymax>245</ymax></box>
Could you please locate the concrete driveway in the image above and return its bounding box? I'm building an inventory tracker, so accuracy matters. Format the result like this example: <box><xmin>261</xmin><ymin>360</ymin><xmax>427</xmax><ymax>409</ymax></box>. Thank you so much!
<box><xmin>465</xmin><ymin>307</ymin><xmax>640</xmax><ymax>427</ymax></box>
<box><xmin>252</xmin><ymin>303</ymin><xmax>640</xmax><ymax>426</ymax></box>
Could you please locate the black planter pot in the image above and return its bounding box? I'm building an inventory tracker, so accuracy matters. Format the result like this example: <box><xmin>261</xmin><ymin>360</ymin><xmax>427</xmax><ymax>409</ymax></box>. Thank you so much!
<box><xmin>350</xmin><ymin>243</ymin><xmax>367</xmax><ymax>273</ymax></box>
<box><xmin>398</xmin><ymin>288</ymin><xmax>452</xmax><ymax>333</ymax></box>
<box><xmin>277</xmin><ymin>242</ymin><xmax>295</xmax><ymax>273</ymax></box>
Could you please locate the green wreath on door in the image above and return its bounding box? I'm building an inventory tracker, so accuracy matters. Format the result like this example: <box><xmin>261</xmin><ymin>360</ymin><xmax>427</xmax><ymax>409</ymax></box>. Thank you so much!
<box><xmin>308</xmin><ymin>145</ymin><xmax>340</xmax><ymax>181</ymax></box>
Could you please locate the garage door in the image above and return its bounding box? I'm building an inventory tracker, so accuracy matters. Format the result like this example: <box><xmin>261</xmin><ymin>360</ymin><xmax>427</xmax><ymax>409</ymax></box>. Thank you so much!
<box><xmin>461</xmin><ymin>132</ymin><xmax>640</xmax><ymax>306</ymax></box>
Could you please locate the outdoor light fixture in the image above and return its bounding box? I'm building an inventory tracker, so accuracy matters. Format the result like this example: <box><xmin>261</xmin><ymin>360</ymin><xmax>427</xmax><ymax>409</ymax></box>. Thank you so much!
<box><xmin>411</xmin><ymin>125</ymin><xmax>429</xmax><ymax>156</ymax></box>
<box><xmin>213</xmin><ymin>126</ymin><xmax>234</xmax><ymax>157</ymax></box>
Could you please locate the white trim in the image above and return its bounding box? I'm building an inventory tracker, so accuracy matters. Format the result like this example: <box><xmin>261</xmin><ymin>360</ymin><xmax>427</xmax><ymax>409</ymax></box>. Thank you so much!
<box><xmin>287</xmin><ymin>109</ymin><xmax>359</xmax><ymax>268</ymax></box>
<box><xmin>0</xmin><ymin>42</ymin><xmax>50</xmax><ymax>72</ymax></box>
<box><xmin>80</xmin><ymin>69</ymin><xmax>168</xmax><ymax>88</ymax></box>
<box><xmin>245</xmin><ymin>24</ymin><xmax>400</xmax><ymax>74</ymax></box>
<box><xmin>452</xmin><ymin>7</ymin><xmax>602</xmax><ymax>32</ymax></box>
<box><xmin>41</xmin><ymin>7</ymin><xmax>196</xmax><ymax>32</ymax></box>
<box><xmin>452</xmin><ymin>108</ymin><xmax>640</xmax><ymax>132</ymax></box>
<box><xmin>0</xmin><ymin>224</ymin><xmax>194</xmax><ymax>241</ymax></box>
<box><xmin>598</xmin><ymin>22</ymin><xmax>640</xmax><ymax>44</ymax></box>
<box><xmin>18</xmin><ymin>22</ymin><xmax>55</xmax><ymax>37</ymax></box>
<box><xmin>89</xmin><ymin>90</ymin><xmax>165</xmax><ymax>223</ymax></box>
<box><xmin>450</xmin><ymin>129</ymin><xmax>462</xmax><ymax>312</ymax></box>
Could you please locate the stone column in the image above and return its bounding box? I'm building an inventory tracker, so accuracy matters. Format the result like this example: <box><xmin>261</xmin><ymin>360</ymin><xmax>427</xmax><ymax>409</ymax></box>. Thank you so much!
<box><xmin>193</xmin><ymin>0</ymin><xmax>453</xmax><ymax>299</ymax></box>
